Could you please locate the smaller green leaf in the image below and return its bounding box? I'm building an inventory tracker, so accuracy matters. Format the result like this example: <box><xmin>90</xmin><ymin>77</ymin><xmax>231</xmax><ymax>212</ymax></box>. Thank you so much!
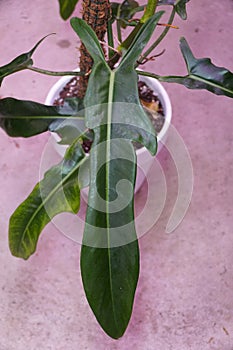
<box><xmin>0</xmin><ymin>34</ymin><xmax>53</xmax><ymax>86</ymax></box>
<box><xmin>58</xmin><ymin>0</ymin><xmax>79</xmax><ymax>20</ymax></box>
<box><xmin>158</xmin><ymin>0</ymin><xmax>190</xmax><ymax>19</ymax></box>
<box><xmin>156</xmin><ymin>37</ymin><xmax>233</xmax><ymax>98</ymax></box>
<box><xmin>0</xmin><ymin>98</ymin><xmax>77</xmax><ymax>137</ymax></box>
<box><xmin>119</xmin><ymin>11</ymin><xmax>164</xmax><ymax>68</ymax></box>
<box><xmin>70</xmin><ymin>18</ymin><xmax>107</xmax><ymax>65</ymax></box>
<box><xmin>9</xmin><ymin>140</ymin><xmax>86</xmax><ymax>259</ymax></box>
<box><xmin>111</xmin><ymin>0</ymin><xmax>139</xmax><ymax>28</ymax></box>
<box><xmin>175</xmin><ymin>0</ymin><xmax>190</xmax><ymax>20</ymax></box>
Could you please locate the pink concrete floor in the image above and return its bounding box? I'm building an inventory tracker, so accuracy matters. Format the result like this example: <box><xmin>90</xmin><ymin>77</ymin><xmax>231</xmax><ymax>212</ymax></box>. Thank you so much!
<box><xmin>0</xmin><ymin>1</ymin><xmax>233</xmax><ymax>349</ymax></box>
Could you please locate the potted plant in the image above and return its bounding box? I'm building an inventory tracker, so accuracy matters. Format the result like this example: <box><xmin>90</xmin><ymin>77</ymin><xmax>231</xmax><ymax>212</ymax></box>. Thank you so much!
<box><xmin>0</xmin><ymin>0</ymin><xmax>232</xmax><ymax>339</ymax></box>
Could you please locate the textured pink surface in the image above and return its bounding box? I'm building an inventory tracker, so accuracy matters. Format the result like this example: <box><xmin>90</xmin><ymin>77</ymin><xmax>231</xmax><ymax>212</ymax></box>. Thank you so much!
<box><xmin>0</xmin><ymin>1</ymin><xmax>233</xmax><ymax>349</ymax></box>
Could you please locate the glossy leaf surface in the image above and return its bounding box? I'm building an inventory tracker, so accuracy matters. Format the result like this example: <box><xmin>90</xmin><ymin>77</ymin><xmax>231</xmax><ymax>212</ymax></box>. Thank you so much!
<box><xmin>58</xmin><ymin>0</ymin><xmax>79</xmax><ymax>20</ymax></box>
<box><xmin>163</xmin><ymin>37</ymin><xmax>233</xmax><ymax>97</ymax></box>
<box><xmin>0</xmin><ymin>35</ymin><xmax>52</xmax><ymax>86</ymax></box>
<box><xmin>9</xmin><ymin>141</ymin><xmax>86</xmax><ymax>259</ymax></box>
<box><xmin>71</xmin><ymin>14</ymin><xmax>162</xmax><ymax>338</ymax></box>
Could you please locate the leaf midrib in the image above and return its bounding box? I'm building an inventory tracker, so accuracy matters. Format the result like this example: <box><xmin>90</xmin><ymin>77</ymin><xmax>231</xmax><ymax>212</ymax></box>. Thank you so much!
<box><xmin>106</xmin><ymin>70</ymin><xmax>119</xmax><ymax>330</ymax></box>
<box><xmin>189</xmin><ymin>74</ymin><xmax>233</xmax><ymax>96</ymax></box>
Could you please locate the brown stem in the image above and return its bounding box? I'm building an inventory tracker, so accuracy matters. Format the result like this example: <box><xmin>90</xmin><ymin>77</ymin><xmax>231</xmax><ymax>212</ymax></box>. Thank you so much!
<box><xmin>78</xmin><ymin>0</ymin><xmax>110</xmax><ymax>98</ymax></box>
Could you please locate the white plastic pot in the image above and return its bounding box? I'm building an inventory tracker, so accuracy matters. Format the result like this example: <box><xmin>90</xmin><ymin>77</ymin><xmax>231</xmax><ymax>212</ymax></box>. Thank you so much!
<box><xmin>45</xmin><ymin>72</ymin><xmax>172</xmax><ymax>193</ymax></box>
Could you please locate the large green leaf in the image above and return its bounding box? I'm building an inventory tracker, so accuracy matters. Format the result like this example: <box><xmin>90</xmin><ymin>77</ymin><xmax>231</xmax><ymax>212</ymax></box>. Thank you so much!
<box><xmin>58</xmin><ymin>0</ymin><xmax>79</xmax><ymax>20</ymax></box>
<box><xmin>158</xmin><ymin>0</ymin><xmax>190</xmax><ymax>19</ymax></box>
<box><xmin>71</xmin><ymin>15</ymin><xmax>162</xmax><ymax>338</ymax></box>
<box><xmin>0</xmin><ymin>35</ymin><xmax>52</xmax><ymax>86</ymax></box>
<box><xmin>164</xmin><ymin>37</ymin><xmax>233</xmax><ymax>97</ymax></box>
<box><xmin>0</xmin><ymin>97</ymin><xmax>84</xmax><ymax>137</ymax></box>
<box><xmin>81</xmin><ymin>139</ymin><xmax>139</xmax><ymax>339</ymax></box>
<box><xmin>9</xmin><ymin>141</ymin><xmax>86</xmax><ymax>259</ymax></box>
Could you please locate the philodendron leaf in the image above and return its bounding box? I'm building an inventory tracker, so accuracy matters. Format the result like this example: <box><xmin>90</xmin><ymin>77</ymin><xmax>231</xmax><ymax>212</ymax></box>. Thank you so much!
<box><xmin>0</xmin><ymin>35</ymin><xmax>52</xmax><ymax>86</ymax></box>
<box><xmin>111</xmin><ymin>0</ymin><xmax>139</xmax><ymax>27</ymax></box>
<box><xmin>0</xmin><ymin>98</ymin><xmax>84</xmax><ymax>137</ymax></box>
<box><xmin>175</xmin><ymin>0</ymin><xmax>190</xmax><ymax>19</ymax></box>
<box><xmin>58</xmin><ymin>0</ymin><xmax>79</xmax><ymax>20</ymax></box>
<box><xmin>71</xmin><ymin>14</ymin><xmax>162</xmax><ymax>338</ymax></box>
<box><xmin>158</xmin><ymin>0</ymin><xmax>190</xmax><ymax>19</ymax></box>
<box><xmin>9</xmin><ymin>140</ymin><xmax>86</xmax><ymax>259</ymax></box>
<box><xmin>161</xmin><ymin>37</ymin><xmax>233</xmax><ymax>98</ymax></box>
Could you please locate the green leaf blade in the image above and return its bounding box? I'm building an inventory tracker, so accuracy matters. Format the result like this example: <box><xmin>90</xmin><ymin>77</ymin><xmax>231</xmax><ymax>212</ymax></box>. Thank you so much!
<box><xmin>82</xmin><ymin>138</ymin><xmax>139</xmax><ymax>339</ymax></box>
<box><xmin>70</xmin><ymin>18</ymin><xmax>107</xmax><ymax>65</ymax></box>
<box><xmin>58</xmin><ymin>0</ymin><xmax>79</xmax><ymax>20</ymax></box>
<box><xmin>119</xmin><ymin>11</ymin><xmax>164</xmax><ymax>68</ymax></box>
<box><xmin>158</xmin><ymin>37</ymin><xmax>233</xmax><ymax>98</ymax></box>
<box><xmin>0</xmin><ymin>35</ymin><xmax>53</xmax><ymax>86</ymax></box>
<box><xmin>111</xmin><ymin>0</ymin><xmax>139</xmax><ymax>28</ymax></box>
<box><xmin>175</xmin><ymin>0</ymin><xmax>190</xmax><ymax>20</ymax></box>
<box><xmin>158</xmin><ymin>0</ymin><xmax>190</xmax><ymax>19</ymax></box>
<box><xmin>72</xmin><ymin>18</ymin><xmax>159</xmax><ymax>338</ymax></box>
<box><xmin>9</xmin><ymin>142</ymin><xmax>86</xmax><ymax>259</ymax></box>
<box><xmin>0</xmin><ymin>98</ymin><xmax>81</xmax><ymax>137</ymax></box>
<box><xmin>180</xmin><ymin>37</ymin><xmax>233</xmax><ymax>97</ymax></box>
<box><xmin>81</xmin><ymin>241</ymin><xmax>139</xmax><ymax>339</ymax></box>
